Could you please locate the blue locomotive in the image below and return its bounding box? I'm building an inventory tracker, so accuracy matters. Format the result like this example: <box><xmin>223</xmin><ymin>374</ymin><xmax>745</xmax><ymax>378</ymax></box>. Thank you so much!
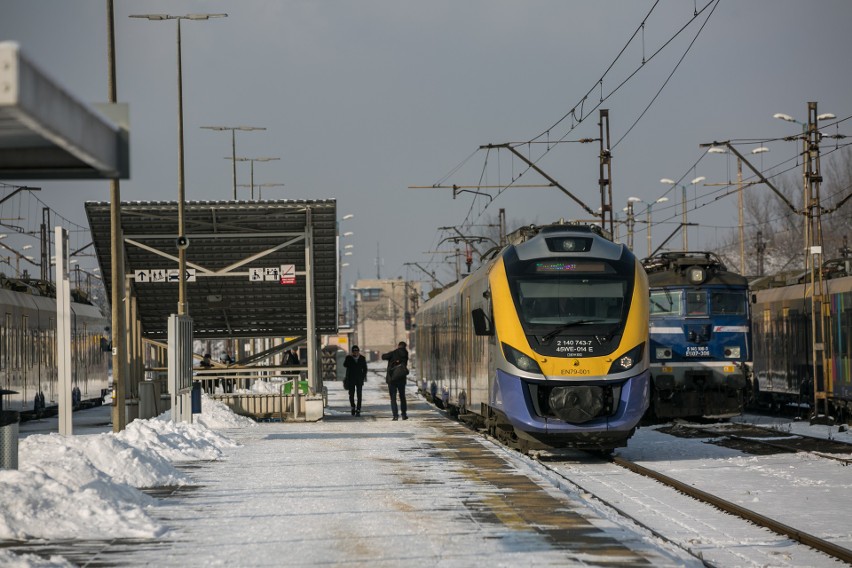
<box><xmin>642</xmin><ymin>252</ymin><xmax>752</xmax><ymax>420</ymax></box>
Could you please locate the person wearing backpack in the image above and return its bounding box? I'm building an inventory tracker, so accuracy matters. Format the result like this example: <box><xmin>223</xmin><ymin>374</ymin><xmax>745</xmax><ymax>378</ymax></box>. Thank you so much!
<box><xmin>382</xmin><ymin>341</ymin><xmax>409</xmax><ymax>420</ymax></box>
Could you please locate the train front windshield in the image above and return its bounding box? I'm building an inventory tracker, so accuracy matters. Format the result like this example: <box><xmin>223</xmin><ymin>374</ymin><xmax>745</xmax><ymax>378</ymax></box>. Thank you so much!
<box><xmin>506</xmin><ymin>257</ymin><xmax>634</xmax><ymax>332</ymax></box>
<box><xmin>650</xmin><ymin>289</ymin><xmax>748</xmax><ymax>317</ymax></box>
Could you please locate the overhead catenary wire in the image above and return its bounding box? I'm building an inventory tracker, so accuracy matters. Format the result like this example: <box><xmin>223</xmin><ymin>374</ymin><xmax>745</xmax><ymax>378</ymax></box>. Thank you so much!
<box><xmin>460</xmin><ymin>0</ymin><xmax>722</xmax><ymax>225</ymax></box>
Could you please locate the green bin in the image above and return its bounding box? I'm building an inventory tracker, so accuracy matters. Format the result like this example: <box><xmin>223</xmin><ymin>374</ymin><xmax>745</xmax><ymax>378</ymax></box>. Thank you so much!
<box><xmin>281</xmin><ymin>380</ymin><xmax>309</xmax><ymax>396</ymax></box>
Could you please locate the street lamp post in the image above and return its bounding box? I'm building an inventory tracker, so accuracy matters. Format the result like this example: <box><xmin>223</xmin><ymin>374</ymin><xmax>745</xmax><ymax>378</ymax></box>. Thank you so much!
<box><xmin>707</xmin><ymin>145</ymin><xmax>769</xmax><ymax>274</ymax></box>
<box><xmin>201</xmin><ymin>126</ymin><xmax>266</xmax><ymax>199</ymax></box>
<box><xmin>237</xmin><ymin>183</ymin><xmax>286</xmax><ymax>201</ymax></box>
<box><xmin>339</xmin><ymin>216</ymin><xmax>354</xmax><ymax>328</ymax></box>
<box><xmin>660</xmin><ymin>176</ymin><xmax>704</xmax><ymax>251</ymax></box>
<box><xmin>628</xmin><ymin>196</ymin><xmax>669</xmax><ymax>257</ymax></box>
<box><xmin>130</xmin><ymin>13</ymin><xmax>227</xmax><ymax>315</ymax></box>
<box><xmin>228</xmin><ymin>156</ymin><xmax>280</xmax><ymax>200</ymax></box>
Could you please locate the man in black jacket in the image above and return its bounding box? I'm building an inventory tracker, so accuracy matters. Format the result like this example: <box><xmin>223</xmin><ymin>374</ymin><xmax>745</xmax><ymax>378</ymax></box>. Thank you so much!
<box><xmin>343</xmin><ymin>346</ymin><xmax>368</xmax><ymax>416</ymax></box>
<box><xmin>382</xmin><ymin>341</ymin><xmax>409</xmax><ymax>420</ymax></box>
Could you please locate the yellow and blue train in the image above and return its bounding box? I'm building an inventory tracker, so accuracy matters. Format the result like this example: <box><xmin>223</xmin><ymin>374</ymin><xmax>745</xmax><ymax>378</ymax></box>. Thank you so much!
<box><xmin>415</xmin><ymin>223</ymin><xmax>649</xmax><ymax>451</ymax></box>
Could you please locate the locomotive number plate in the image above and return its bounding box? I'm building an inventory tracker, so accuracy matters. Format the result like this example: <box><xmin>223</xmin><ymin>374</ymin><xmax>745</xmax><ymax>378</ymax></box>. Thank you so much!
<box><xmin>685</xmin><ymin>346</ymin><xmax>711</xmax><ymax>357</ymax></box>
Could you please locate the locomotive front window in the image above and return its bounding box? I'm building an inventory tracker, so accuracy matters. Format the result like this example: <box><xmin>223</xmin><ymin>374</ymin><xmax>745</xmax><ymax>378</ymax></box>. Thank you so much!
<box><xmin>710</xmin><ymin>291</ymin><xmax>747</xmax><ymax>315</ymax></box>
<box><xmin>650</xmin><ymin>290</ymin><xmax>681</xmax><ymax>316</ymax></box>
<box><xmin>685</xmin><ymin>291</ymin><xmax>708</xmax><ymax>316</ymax></box>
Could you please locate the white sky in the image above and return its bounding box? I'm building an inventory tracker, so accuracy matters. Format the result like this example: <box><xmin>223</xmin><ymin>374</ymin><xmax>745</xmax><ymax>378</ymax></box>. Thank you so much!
<box><xmin>2</xmin><ymin>362</ymin><xmax>850</xmax><ymax>566</ymax></box>
<box><xmin>1</xmin><ymin>1</ymin><xmax>851</xmax><ymax>290</ymax></box>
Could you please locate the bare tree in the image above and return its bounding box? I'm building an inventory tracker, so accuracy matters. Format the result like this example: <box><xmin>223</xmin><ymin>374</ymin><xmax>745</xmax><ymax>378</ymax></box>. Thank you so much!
<box><xmin>712</xmin><ymin>147</ymin><xmax>852</xmax><ymax>276</ymax></box>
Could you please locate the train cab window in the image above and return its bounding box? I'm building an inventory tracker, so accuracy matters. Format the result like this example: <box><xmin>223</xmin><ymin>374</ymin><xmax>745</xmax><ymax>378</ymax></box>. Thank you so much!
<box><xmin>518</xmin><ymin>280</ymin><xmax>625</xmax><ymax>325</ymax></box>
<box><xmin>710</xmin><ymin>291</ymin><xmax>747</xmax><ymax>315</ymax></box>
<box><xmin>649</xmin><ymin>290</ymin><xmax>681</xmax><ymax>316</ymax></box>
<box><xmin>685</xmin><ymin>291</ymin><xmax>708</xmax><ymax>316</ymax></box>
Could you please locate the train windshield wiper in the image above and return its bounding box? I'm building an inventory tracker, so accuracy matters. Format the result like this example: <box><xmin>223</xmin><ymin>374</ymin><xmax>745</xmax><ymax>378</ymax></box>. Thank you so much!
<box><xmin>542</xmin><ymin>319</ymin><xmax>599</xmax><ymax>342</ymax></box>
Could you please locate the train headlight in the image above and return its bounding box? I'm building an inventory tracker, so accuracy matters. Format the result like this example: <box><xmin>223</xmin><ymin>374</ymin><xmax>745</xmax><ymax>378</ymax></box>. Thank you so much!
<box><xmin>688</xmin><ymin>267</ymin><xmax>706</xmax><ymax>284</ymax></box>
<box><xmin>502</xmin><ymin>343</ymin><xmax>543</xmax><ymax>374</ymax></box>
<box><xmin>609</xmin><ymin>343</ymin><xmax>644</xmax><ymax>374</ymax></box>
<box><xmin>655</xmin><ymin>347</ymin><xmax>673</xmax><ymax>359</ymax></box>
<box><xmin>723</xmin><ymin>346</ymin><xmax>741</xmax><ymax>359</ymax></box>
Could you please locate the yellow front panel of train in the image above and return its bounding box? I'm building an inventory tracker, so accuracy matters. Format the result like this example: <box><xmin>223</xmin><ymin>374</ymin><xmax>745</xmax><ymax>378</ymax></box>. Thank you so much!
<box><xmin>489</xmin><ymin>258</ymin><xmax>647</xmax><ymax>377</ymax></box>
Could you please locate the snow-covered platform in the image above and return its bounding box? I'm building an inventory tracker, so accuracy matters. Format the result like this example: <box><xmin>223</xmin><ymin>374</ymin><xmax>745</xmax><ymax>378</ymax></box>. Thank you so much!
<box><xmin>6</xmin><ymin>367</ymin><xmax>698</xmax><ymax>567</ymax></box>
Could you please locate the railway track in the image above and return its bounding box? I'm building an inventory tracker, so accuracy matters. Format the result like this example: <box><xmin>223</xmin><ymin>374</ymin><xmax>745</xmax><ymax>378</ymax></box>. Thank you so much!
<box><xmin>659</xmin><ymin>421</ymin><xmax>852</xmax><ymax>465</ymax></box>
<box><xmin>607</xmin><ymin>455</ymin><xmax>852</xmax><ymax>565</ymax></box>
<box><xmin>526</xmin><ymin>451</ymin><xmax>852</xmax><ymax>566</ymax></box>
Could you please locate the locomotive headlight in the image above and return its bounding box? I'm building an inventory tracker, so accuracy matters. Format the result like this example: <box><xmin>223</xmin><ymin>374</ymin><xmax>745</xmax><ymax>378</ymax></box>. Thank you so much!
<box><xmin>655</xmin><ymin>347</ymin><xmax>673</xmax><ymax>359</ymax></box>
<box><xmin>609</xmin><ymin>343</ymin><xmax>644</xmax><ymax>374</ymax></box>
<box><xmin>724</xmin><ymin>346</ymin><xmax>741</xmax><ymax>358</ymax></box>
<box><xmin>688</xmin><ymin>267</ymin><xmax>706</xmax><ymax>284</ymax></box>
<box><xmin>502</xmin><ymin>343</ymin><xmax>543</xmax><ymax>374</ymax></box>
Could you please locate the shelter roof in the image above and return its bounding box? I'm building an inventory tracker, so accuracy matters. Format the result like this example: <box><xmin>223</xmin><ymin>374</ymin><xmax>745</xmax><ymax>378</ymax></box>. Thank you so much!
<box><xmin>0</xmin><ymin>42</ymin><xmax>128</xmax><ymax>180</ymax></box>
<box><xmin>85</xmin><ymin>200</ymin><xmax>338</xmax><ymax>340</ymax></box>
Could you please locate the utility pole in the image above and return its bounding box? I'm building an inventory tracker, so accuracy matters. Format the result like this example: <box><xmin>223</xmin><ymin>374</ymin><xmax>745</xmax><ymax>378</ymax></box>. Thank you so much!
<box><xmin>498</xmin><ymin>208</ymin><xmax>507</xmax><ymax>246</ymax></box>
<box><xmin>736</xmin><ymin>159</ymin><xmax>745</xmax><ymax>274</ymax></box>
<box><xmin>700</xmin><ymin>102</ymin><xmax>840</xmax><ymax>421</ymax></box>
<box><xmin>106</xmin><ymin>0</ymin><xmax>127</xmax><ymax>431</ymax></box>
<box><xmin>625</xmin><ymin>199</ymin><xmax>636</xmax><ymax>250</ymax></box>
<box><xmin>804</xmin><ymin>102</ymin><xmax>831</xmax><ymax>419</ymax></box>
<box><xmin>599</xmin><ymin>109</ymin><xmax>614</xmax><ymax>236</ymax></box>
<box><xmin>756</xmin><ymin>231</ymin><xmax>766</xmax><ymax>277</ymax></box>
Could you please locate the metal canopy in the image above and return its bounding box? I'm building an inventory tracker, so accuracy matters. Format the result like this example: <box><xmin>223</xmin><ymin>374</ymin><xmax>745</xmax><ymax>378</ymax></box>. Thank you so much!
<box><xmin>85</xmin><ymin>200</ymin><xmax>338</xmax><ymax>340</ymax></box>
<box><xmin>0</xmin><ymin>42</ymin><xmax>129</xmax><ymax>180</ymax></box>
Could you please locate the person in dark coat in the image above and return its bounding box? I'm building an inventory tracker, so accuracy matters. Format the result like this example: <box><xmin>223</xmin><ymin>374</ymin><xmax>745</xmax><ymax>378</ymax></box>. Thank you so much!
<box><xmin>343</xmin><ymin>345</ymin><xmax>368</xmax><ymax>416</ymax></box>
<box><xmin>381</xmin><ymin>341</ymin><xmax>409</xmax><ymax>420</ymax></box>
<box><xmin>285</xmin><ymin>348</ymin><xmax>300</xmax><ymax>366</ymax></box>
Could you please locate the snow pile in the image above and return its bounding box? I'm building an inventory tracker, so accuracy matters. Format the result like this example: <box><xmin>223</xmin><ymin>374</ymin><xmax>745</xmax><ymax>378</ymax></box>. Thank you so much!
<box><xmin>0</xmin><ymin>397</ymin><xmax>254</xmax><ymax>541</ymax></box>
<box><xmin>0</xmin><ymin>549</ymin><xmax>74</xmax><ymax>567</ymax></box>
<box><xmin>193</xmin><ymin>393</ymin><xmax>259</xmax><ymax>429</ymax></box>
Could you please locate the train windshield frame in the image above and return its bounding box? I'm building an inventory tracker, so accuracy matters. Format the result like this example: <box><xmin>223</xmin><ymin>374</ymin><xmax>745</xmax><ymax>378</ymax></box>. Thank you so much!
<box><xmin>504</xmin><ymin>253</ymin><xmax>635</xmax><ymax>334</ymax></box>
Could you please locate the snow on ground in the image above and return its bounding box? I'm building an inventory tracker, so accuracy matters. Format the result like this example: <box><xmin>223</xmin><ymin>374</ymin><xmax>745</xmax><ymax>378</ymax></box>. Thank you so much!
<box><xmin>0</xmin><ymin>394</ymin><xmax>254</xmax><ymax>542</ymax></box>
<box><xmin>1</xmin><ymin>364</ymin><xmax>850</xmax><ymax>567</ymax></box>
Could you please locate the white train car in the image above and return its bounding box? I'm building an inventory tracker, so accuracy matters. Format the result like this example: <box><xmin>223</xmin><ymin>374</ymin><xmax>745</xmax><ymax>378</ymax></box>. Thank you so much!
<box><xmin>0</xmin><ymin>278</ymin><xmax>110</xmax><ymax>415</ymax></box>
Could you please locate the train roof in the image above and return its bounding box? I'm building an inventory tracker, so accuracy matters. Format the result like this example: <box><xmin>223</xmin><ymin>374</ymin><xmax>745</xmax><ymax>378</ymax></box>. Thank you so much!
<box><xmin>749</xmin><ymin>258</ymin><xmax>851</xmax><ymax>291</ymax></box>
<box><xmin>0</xmin><ymin>274</ymin><xmax>98</xmax><ymax>305</ymax></box>
<box><xmin>643</xmin><ymin>251</ymin><xmax>747</xmax><ymax>287</ymax></box>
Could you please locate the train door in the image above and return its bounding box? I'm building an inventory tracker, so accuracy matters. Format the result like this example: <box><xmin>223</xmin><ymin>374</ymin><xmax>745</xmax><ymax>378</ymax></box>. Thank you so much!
<box><xmin>464</xmin><ymin>295</ymin><xmax>471</xmax><ymax>412</ymax></box>
<box><xmin>1</xmin><ymin>313</ymin><xmax>8</xmax><ymax>404</ymax></box>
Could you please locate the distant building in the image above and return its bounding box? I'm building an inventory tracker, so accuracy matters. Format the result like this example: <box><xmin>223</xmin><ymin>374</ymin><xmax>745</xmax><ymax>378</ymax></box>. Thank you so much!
<box><xmin>352</xmin><ymin>278</ymin><xmax>421</xmax><ymax>358</ymax></box>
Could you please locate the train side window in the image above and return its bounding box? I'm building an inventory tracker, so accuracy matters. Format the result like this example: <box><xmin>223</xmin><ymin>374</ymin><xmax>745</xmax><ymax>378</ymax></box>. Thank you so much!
<box><xmin>471</xmin><ymin>308</ymin><xmax>493</xmax><ymax>336</ymax></box>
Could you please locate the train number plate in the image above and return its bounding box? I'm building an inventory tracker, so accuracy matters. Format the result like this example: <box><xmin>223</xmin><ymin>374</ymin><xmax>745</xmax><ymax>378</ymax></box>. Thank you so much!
<box><xmin>684</xmin><ymin>346</ymin><xmax>711</xmax><ymax>357</ymax></box>
<box><xmin>554</xmin><ymin>339</ymin><xmax>596</xmax><ymax>356</ymax></box>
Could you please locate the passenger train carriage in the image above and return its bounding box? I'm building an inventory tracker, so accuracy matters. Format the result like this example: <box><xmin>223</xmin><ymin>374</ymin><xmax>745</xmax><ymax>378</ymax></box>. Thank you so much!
<box><xmin>751</xmin><ymin>262</ymin><xmax>852</xmax><ymax>417</ymax></box>
<box><xmin>0</xmin><ymin>276</ymin><xmax>110</xmax><ymax>416</ymax></box>
<box><xmin>643</xmin><ymin>252</ymin><xmax>752</xmax><ymax>420</ymax></box>
<box><xmin>415</xmin><ymin>223</ymin><xmax>649</xmax><ymax>451</ymax></box>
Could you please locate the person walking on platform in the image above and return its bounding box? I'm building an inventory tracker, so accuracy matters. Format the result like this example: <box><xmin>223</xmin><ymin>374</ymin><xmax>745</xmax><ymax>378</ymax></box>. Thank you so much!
<box><xmin>285</xmin><ymin>348</ymin><xmax>300</xmax><ymax>366</ymax></box>
<box><xmin>343</xmin><ymin>345</ymin><xmax>368</xmax><ymax>416</ymax></box>
<box><xmin>382</xmin><ymin>341</ymin><xmax>409</xmax><ymax>420</ymax></box>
